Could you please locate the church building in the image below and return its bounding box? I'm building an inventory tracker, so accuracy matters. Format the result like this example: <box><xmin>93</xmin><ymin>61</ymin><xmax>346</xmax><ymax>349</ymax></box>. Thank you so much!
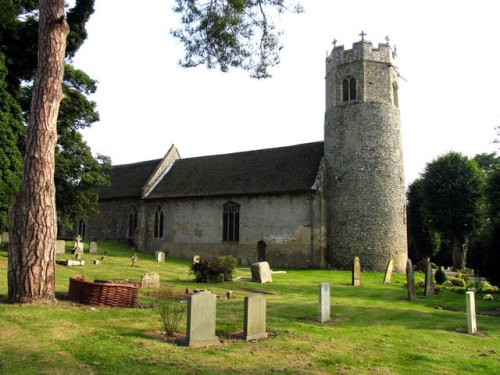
<box><xmin>83</xmin><ymin>37</ymin><xmax>408</xmax><ymax>272</ymax></box>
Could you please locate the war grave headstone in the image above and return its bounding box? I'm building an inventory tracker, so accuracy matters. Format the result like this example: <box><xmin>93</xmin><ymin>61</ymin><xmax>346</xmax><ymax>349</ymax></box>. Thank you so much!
<box><xmin>155</xmin><ymin>251</ymin><xmax>165</xmax><ymax>263</ymax></box>
<box><xmin>466</xmin><ymin>291</ymin><xmax>477</xmax><ymax>335</ymax></box>
<box><xmin>406</xmin><ymin>259</ymin><xmax>417</xmax><ymax>301</ymax></box>
<box><xmin>244</xmin><ymin>294</ymin><xmax>268</xmax><ymax>340</ymax></box>
<box><xmin>424</xmin><ymin>261</ymin><xmax>434</xmax><ymax>296</ymax></box>
<box><xmin>250</xmin><ymin>262</ymin><xmax>272</xmax><ymax>283</ymax></box>
<box><xmin>352</xmin><ymin>256</ymin><xmax>361</xmax><ymax>286</ymax></box>
<box><xmin>89</xmin><ymin>241</ymin><xmax>97</xmax><ymax>254</ymax></box>
<box><xmin>140</xmin><ymin>272</ymin><xmax>160</xmax><ymax>289</ymax></box>
<box><xmin>318</xmin><ymin>283</ymin><xmax>331</xmax><ymax>323</ymax></box>
<box><xmin>55</xmin><ymin>240</ymin><xmax>66</xmax><ymax>254</ymax></box>
<box><xmin>184</xmin><ymin>291</ymin><xmax>219</xmax><ymax>347</ymax></box>
<box><xmin>383</xmin><ymin>258</ymin><xmax>394</xmax><ymax>284</ymax></box>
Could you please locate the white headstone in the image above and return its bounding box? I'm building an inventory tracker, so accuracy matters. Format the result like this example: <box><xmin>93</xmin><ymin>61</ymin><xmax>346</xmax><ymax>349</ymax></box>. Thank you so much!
<box><xmin>466</xmin><ymin>291</ymin><xmax>477</xmax><ymax>335</ymax></box>
<box><xmin>318</xmin><ymin>283</ymin><xmax>331</xmax><ymax>323</ymax></box>
<box><xmin>155</xmin><ymin>251</ymin><xmax>165</xmax><ymax>263</ymax></box>
<box><xmin>89</xmin><ymin>241</ymin><xmax>97</xmax><ymax>253</ymax></box>
<box><xmin>244</xmin><ymin>294</ymin><xmax>268</xmax><ymax>340</ymax></box>
<box><xmin>55</xmin><ymin>240</ymin><xmax>66</xmax><ymax>254</ymax></box>
<box><xmin>186</xmin><ymin>291</ymin><xmax>219</xmax><ymax>347</ymax></box>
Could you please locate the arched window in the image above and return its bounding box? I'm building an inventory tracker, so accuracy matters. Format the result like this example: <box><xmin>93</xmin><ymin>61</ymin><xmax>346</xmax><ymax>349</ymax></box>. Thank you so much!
<box><xmin>342</xmin><ymin>77</ymin><xmax>357</xmax><ymax>102</ymax></box>
<box><xmin>223</xmin><ymin>202</ymin><xmax>240</xmax><ymax>242</ymax></box>
<box><xmin>128</xmin><ymin>205</ymin><xmax>138</xmax><ymax>238</ymax></box>
<box><xmin>154</xmin><ymin>206</ymin><xmax>164</xmax><ymax>239</ymax></box>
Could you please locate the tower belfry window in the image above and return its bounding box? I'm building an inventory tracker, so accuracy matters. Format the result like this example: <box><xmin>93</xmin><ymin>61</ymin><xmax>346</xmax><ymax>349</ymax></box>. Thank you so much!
<box><xmin>342</xmin><ymin>77</ymin><xmax>357</xmax><ymax>102</ymax></box>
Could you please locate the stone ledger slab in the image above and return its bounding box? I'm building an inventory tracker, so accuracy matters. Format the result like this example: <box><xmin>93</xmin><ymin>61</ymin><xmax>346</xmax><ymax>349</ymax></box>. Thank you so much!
<box><xmin>186</xmin><ymin>291</ymin><xmax>219</xmax><ymax>348</ymax></box>
<box><xmin>244</xmin><ymin>294</ymin><xmax>268</xmax><ymax>340</ymax></box>
<box><xmin>250</xmin><ymin>262</ymin><xmax>272</xmax><ymax>283</ymax></box>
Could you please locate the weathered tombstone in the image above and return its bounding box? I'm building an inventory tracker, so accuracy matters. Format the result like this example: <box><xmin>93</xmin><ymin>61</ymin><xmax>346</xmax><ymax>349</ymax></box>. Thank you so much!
<box><xmin>318</xmin><ymin>283</ymin><xmax>331</xmax><ymax>323</ymax></box>
<box><xmin>466</xmin><ymin>291</ymin><xmax>477</xmax><ymax>335</ymax></box>
<box><xmin>424</xmin><ymin>260</ymin><xmax>434</xmax><ymax>296</ymax></box>
<box><xmin>352</xmin><ymin>256</ymin><xmax>361</xmax><ymax>286</ymax></box>
<box><xmin>250</xmin><ymin>262</ymin><xmax>272</xmax><ymax>283</ymax></box>
<box><xmin>244</xmin><ymin>294</ymin><xmax>268</xmax><ymax>340</ymax></box>
<box><xmin>383</xmin><ymin>258</ymin><xmax>394</xmax><ymax>284</ymax></box>
<box><xmin>186</xmin><ymin>291</ymin><xmax>219</xmax><ymax>347</ymax></box>
<box><xmin>140</xmin><ymin>272</ymin><xmax>160</xmax><ymax>288</ymax></box>
<box><xmin>192</xmin><ymin>255</ymin><xmax>201</xmax><ymax>266</ymax></box>
<box><xmin>131</xmin><ymin>253</ymin><xmax>138</xmax><ymax>267</ymax></box>
<box><xmin>55</xmin><ymin>240</ymin><xmax>66</xmax><ymax>254</ymax></box>
<box><xmin>1</xmin><ymin>231</ymin><xmax>9</xmax><ymax>244</ymax></box>
<box><xmin>89</xmin><ymin>241</ymin><xmax>97</xmax><ymax>254</ymax></box>
<box><xmin>406</xmin><ymin>259</ymin><xmax>417</xmax><ymax>301</ymax></box>
<box><xmin>72</xmin><ymin>235</ymin><xmax>83</xmax><ymax>254</ymax></box>
<box><xmin>155</xmin><ymin>250</ymin><xmax>165</xmax><ymax>263</ymax></box>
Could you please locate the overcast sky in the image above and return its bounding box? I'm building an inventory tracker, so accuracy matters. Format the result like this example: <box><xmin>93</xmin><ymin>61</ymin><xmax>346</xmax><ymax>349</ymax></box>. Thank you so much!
<box><xmin>72</xmin><ymin>0</ymin><xmax>499</xmax><ymax>185</ymax></box>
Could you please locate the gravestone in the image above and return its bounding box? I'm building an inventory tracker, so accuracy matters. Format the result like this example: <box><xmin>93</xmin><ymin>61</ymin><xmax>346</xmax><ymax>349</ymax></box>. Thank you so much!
<box><xmin>72</xmin><ymin>235</ymin><xmax>83</xmax><ymax>254</ymax></box>
<box><xmin>406</xmin><ymin>259</ymin><xmax>417</xmax><ymax>301</ymax></box>
<box><xmin>131</xmin><ymin>254</ymin><xmax>138</xmax><ymax>267</ymax></box>
<box><xmin>318</xmin><ymin>283</ymin><xmax>331</xmax><ymax>323</ymax></box>
<box><xmin>244</xmin><ymin>294</ymin><xmax>268</xmax><ymax>340</ymax></box>
<box><xmin>424</xmin><ymin>260</ymin><xmax>434</xmax><ymax>296</ymax></box>
<box><xmin>75</xmin><ymin>251</ymin><xmax>82</xmax><ymax>260</ymax></box>
<box><xmin>465</xmin><ymin>291</ymin><xmax>477</xmax><ymax>334</ymax></box>
<box><xmin>352</xmin><ymin>256</ymin><xmax>361</xmax><ymax>286</ymax></box>
<box><xmin>155</xmin><ymin>251</ymin><xmax>165</xmax><ymax>263</ymax></box>
<box><xmin>89</xmin><ymin>241</ymin><xmax>97</xmax><ymax>254</ymax></box>
<box><xmin>250</xmin><ymin>262</ymin><xmax>272</xmax><ymax>283</ymax></box>
<box><xmin>140</xmin><ymin>272</ymin><xmax>160</xmax><ymax>288</ymax></box>
<box><xmin>1</xmin><ymin>231</ymin><xmax>9</xmax><ymax>244</ymax></box>
<box><xmin>192</xmin><ymin>255</ymin><xmax>201</xmax><ymax>266</ymax></box>
<box><xmin>186</xmin><ymin>291</ymin><xmax>219</xmax><ymax>347</ymax></box>
<box><xmin>383</xmin><ymin>258</ymin><xmax>394</xmax><ymax>284</ymax></box>
<box><xmin>55</xmin><ymin>240</ymin><xmax>66</xmax><ymax>254</ymax></box>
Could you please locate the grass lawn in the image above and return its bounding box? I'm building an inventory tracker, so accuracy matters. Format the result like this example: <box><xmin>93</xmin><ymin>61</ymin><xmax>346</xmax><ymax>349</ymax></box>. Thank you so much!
<box><xmin>0</xmin><ymin>242</ymin><xmax>499</xmax><ymax>374</ymax></box>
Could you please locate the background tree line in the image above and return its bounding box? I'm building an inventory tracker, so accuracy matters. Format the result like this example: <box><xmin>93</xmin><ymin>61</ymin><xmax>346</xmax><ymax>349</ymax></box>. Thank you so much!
<box><xmin>407</xmin><ymin>140</ymin><xmax>500</xmax><ymax>285</ymax></box>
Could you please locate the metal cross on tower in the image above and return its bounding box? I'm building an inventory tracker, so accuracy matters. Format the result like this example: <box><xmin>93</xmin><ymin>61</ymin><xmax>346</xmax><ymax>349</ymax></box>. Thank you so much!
<box><xmin>385</xmin><ymin>35</ymin><xmax>390</xmax><ymax>45</ymax></box>
<box><xmin>332</xmin><ymin>39</ymin><xmax>337</xmax><ymax>48</ymax></box>
<box><xmin>359</xmin><ymin>31</ymin><xmax>366</xmax><ymax>41</ymax></box>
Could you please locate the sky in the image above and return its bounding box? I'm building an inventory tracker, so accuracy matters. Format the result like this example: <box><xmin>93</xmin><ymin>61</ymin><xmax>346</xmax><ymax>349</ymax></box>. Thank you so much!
<box><xmin>72</xmin><ymin>0</ymin><xmax>500</xmax><ymax>185</ymax></box>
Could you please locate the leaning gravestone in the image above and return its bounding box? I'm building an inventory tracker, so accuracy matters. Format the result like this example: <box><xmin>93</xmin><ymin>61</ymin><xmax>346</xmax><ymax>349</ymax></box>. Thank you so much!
<box><xmin>155</xmin><ymin>250</ymin><xmax>165</xmax><ymax>263</ymax></box>
<box><xmin>250</xmin><ymin>262</ymin><xmax>272</xmax><ymax>283</ymax></box>
<box><xmin>244</xmin><ymin>294</ymin><xmax>268</xmax><ymax>340</ymax></box>
<box><xmin>140</xmin><ymin>272</ymin><xmax>160</xmax><ymax>288</ymax></box>
<box><xmin>406</xmin><ymin>259</ymin><xmax>417</xmax><ymax>301</ymax></box>
<box><xmin>89</xmin><ymin>241</ymin><xmax>97</xmax><ymax>254</ymax></box>
<box><xmin>383</xmin><ymin>258</ymin><xmax>394</xmax><ymax>284</ymax></box>
<box><xmin>424</xmin><ymin>260</ymin><xmax>434</xmax><ymax>296</ymax></box>
<box><xmin>186</xmin><ymin>291</ymin><xmax>219</xmax><ymax>347</ymax></box>
<box><xmin>55</xmin><ymin>240</ymin><xmax>66</xmax><ymax>254</ymax></box>
<box><xmin>318</xmin><ymin>283</ymin><xmax>331</xmax><ymax>323</ymax></box>
<box><xmin>352</xmin><ymin>256</ymin><xmax>361</xmax><ymax>286</ymax></box>
<box><xmin>465</xmin><ymin>291</ymin><xmax>477</xmax><ymax>335</ymax></box>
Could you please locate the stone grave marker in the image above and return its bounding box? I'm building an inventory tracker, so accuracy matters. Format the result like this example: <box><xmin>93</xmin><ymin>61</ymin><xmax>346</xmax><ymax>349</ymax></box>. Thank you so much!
<box><xmin>352</xmin><ymin>256</ymin><xmax>361</xmax><ymax>286</ymax></box>
<box><xmin>131</xmin><ymin>253</ymin><xmax>138</xmax><ymax>267</ymax></box>
<box><xmin>89</xmin><ymin>241</ymin><xmax>97</xmax><ymax>253</ymax></box>
<box><xmin>383</xmin><ymin>258</ymin><xmax>394</xmax><ymax>284</ymax></box>
<box><xmin>55</xmin><ymin>240</ymin><xmax>66</xmax><ymax>254</ymax></box>
<box><xmin>244</xmin><ymin>294</ymin><xmax>268</xmax><ymax>340</ymax></box>
<box><xmin>140</xmin><ymin>272</ymin><xmax>160</xmax><ymax>288</ymax></box>
<box><xmin>424</xmin><ymin>260</ymin><xmax>434</xmax><ymax>296</ymax></box>
<box><xmin>72</xmin><ymin>235</ymin><xmax>83</xmax><ymax>254</ymax></box>
<box><xmin>318</xmin><ymin>283</ymin><xmax>331</xmax><ymax>323</ymax></box>
<box><xmin>250</xmin><ymin>262</ymin><xmax>272</xmax><ymax>283</ymax></box>
<box><xmin>406</xmin><ymin>259</ymin><xmax>417</xmax><ymax>301</ymax></box>
<box><xmin>466</xmin><ymin>291</ymin><xmax>477</xmax><ymax>334</ymax></box>
<box><xmin>186</xmin><ymin>291</ymin><xmax>219</xmax><ymax>347</ymax></box>
<box><xmin>155</xmin><ymin>250</ymin><xmax>165</xmax><ymax>263</ymax></box>
<box><xmin>1</xmin><ymin>231</ymin><xmax>9</xmax><ymax>244</ymax></box>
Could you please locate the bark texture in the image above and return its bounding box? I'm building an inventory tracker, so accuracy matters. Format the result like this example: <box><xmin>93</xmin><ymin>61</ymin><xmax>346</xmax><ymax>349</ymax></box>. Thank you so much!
<box><xmin>8</xmin><ymin>0</ymin><xmax>69</xmax><ymax>303</ymax></box>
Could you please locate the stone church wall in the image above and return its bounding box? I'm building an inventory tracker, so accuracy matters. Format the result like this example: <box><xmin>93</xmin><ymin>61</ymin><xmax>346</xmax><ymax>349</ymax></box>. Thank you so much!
<box><xmin>141</xmin><ymin>193</ymin><xmax>323</xmax><ymax>268</ymax></box>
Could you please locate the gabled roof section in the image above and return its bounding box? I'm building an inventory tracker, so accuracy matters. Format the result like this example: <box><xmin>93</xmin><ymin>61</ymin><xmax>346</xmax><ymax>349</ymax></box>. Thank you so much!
<box><xmin>98</xmin><ymin>158</ymin><xmax>161</xmax><ymax>199</ymax></box>
<box><xmin>142</xmin><ymin>144</ymin><xmax>181</xmax><ymax>197</ymax></box>
<box><xmin>147</xmin><ymin>141</ymin><xmax>324</xmax><ymax>199</ymax></box>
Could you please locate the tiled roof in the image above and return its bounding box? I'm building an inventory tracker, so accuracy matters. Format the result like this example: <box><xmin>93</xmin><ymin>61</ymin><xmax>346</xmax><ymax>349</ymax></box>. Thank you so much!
<box><xmin>99</xmin><ymin>159</ymin><xmax>162</xmax><ymax>199</ymax></box>
<box><xmin>146</xmin><ymin>141</ymin><xmax>324</xmax><ymax>199</ymax></box>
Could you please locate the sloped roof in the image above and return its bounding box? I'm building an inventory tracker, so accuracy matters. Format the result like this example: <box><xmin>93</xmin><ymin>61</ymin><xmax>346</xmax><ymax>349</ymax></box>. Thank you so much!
<box><xmin>99</xmin><ymin>159</ymin><xmax>162</xmax><ymax>199</ymax></box>
<box><xmin>147</xmin><ymin>141</ymin><xmax>324</xmax><ymax>199</ymax></box>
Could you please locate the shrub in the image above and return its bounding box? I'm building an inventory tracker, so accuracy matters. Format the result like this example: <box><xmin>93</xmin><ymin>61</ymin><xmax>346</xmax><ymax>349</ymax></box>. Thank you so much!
<box><xmin>191</xmin><ymin>255</ymin><xmax>237</xmax><ymax>283</ymax></box>
<box><xmin>434</xmin><ymin>266</ymin><xmax>447</xmax><ymax>285</ymax></box>
<box><xmin>155</xmin><ymin>300</ymin><xmax>185</xmax><ymax>336</ymax></box>
<box><xmin>450</xmin><ymin>277</ymin><xmax>465</xmax><ymax>287</ymax></box>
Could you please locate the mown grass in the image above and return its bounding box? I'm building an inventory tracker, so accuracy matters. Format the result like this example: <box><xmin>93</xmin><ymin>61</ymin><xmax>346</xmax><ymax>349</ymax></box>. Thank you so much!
<box><xmin>0</xmin><ymin>242</ymin><xmax>499</xmax><ymax>374</ymax></box>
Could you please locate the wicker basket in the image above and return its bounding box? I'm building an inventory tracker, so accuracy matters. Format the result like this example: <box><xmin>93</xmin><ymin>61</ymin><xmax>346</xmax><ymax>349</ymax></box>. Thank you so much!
<box><xmin>68</xmin><ymin>276</ymin><xmax>138</xmax><ymax>308</ymax></box>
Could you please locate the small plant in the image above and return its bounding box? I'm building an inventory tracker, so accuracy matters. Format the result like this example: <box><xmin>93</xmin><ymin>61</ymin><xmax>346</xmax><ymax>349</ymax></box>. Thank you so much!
<box><xmin>190</xmin><ymin>255</ymin><xmax>237</xmax><ymax>283</ymax></box>
<box><xmin>450</xmin><ymin>277</ymin><xmax>465</xmax><ymax>287</ymax></box>
<box><xmin>155</xmin><ymin>300</ymin><xmax>185</xmax><ymax>336</ymax></box>
<box><xmin>434</xmin><ymin>266</ymin><xmax>447</xmax><ymax>285</ymax></box>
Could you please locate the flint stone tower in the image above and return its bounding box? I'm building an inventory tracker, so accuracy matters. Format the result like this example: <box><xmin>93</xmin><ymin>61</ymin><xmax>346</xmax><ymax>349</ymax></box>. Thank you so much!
<box><xmin>324</xmin><ymin>38</ymin><xmax>407</xmax><ymax>272</ymax></box>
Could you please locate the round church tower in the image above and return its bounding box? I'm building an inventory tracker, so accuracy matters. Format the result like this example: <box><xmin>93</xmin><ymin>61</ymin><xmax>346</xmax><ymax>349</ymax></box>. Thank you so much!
<box><xmin>324</xmin><ymin>36</ymin><xmax>407</xmax><ymax>272</ymax></box>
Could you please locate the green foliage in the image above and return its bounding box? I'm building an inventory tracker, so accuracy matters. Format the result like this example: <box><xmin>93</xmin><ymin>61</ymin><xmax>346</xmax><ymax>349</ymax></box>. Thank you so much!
<box><xmin>154</xmin><ymin>300</ymin><xmax>185</xmax><ymax>336</ymax></box>
<box><xmin>191</xmin><ymin>255</ymin><xmax>237</xmax><ymax>282</ymax></box>
<box><xmin>434</xmin><ymin>266</ymin><xmax>447</xmax><ymax>285</ymax></box>
<box><xmin>449</xmin><ymin>277</ymin><xmax>466</xmax><ymax>287</ymax></box>
<box><xmin>172</xmin><ymin>0</ymin><xmax>303</xmax><ymax>78</ymax></box>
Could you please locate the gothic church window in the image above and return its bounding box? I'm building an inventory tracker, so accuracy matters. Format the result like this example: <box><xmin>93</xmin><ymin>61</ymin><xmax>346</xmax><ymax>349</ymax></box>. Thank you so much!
<box><xmin>128</xmin><ymin>205</ymin><xmax>138</xmax><ymax>238</ymax></box>
<box><xmin>223</xmin><ymin>202</ymin><xmax>240</xmax><ymax>242</ymax></box>
<box><xmin>342</xmin><ymin>77</ymin><xmax>357</xmax><ymax>102</ymax></box>
<box><xmin>154</xmin><ymin>206</ymin><xmax>164</xmax><ymax>239</ymax></box>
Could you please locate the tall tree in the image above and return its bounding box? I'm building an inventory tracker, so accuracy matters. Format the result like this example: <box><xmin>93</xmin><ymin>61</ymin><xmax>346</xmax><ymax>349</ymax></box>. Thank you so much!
<box><xmin>8</xmin><ymin>0</ymin><xmax>69</xmax><ymax>302</ymax></box>
<box><xmin>421</xmin><ymin>152</ymin><xmax>484</xmax><ymax>270</ymax></box>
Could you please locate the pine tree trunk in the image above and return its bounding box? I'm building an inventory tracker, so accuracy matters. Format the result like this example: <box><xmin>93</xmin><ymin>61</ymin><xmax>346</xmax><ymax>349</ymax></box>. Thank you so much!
<box><xmin>7</xmin><ymin>0</ymin><xmax>69</xmax><ymax>303</ymax></box>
